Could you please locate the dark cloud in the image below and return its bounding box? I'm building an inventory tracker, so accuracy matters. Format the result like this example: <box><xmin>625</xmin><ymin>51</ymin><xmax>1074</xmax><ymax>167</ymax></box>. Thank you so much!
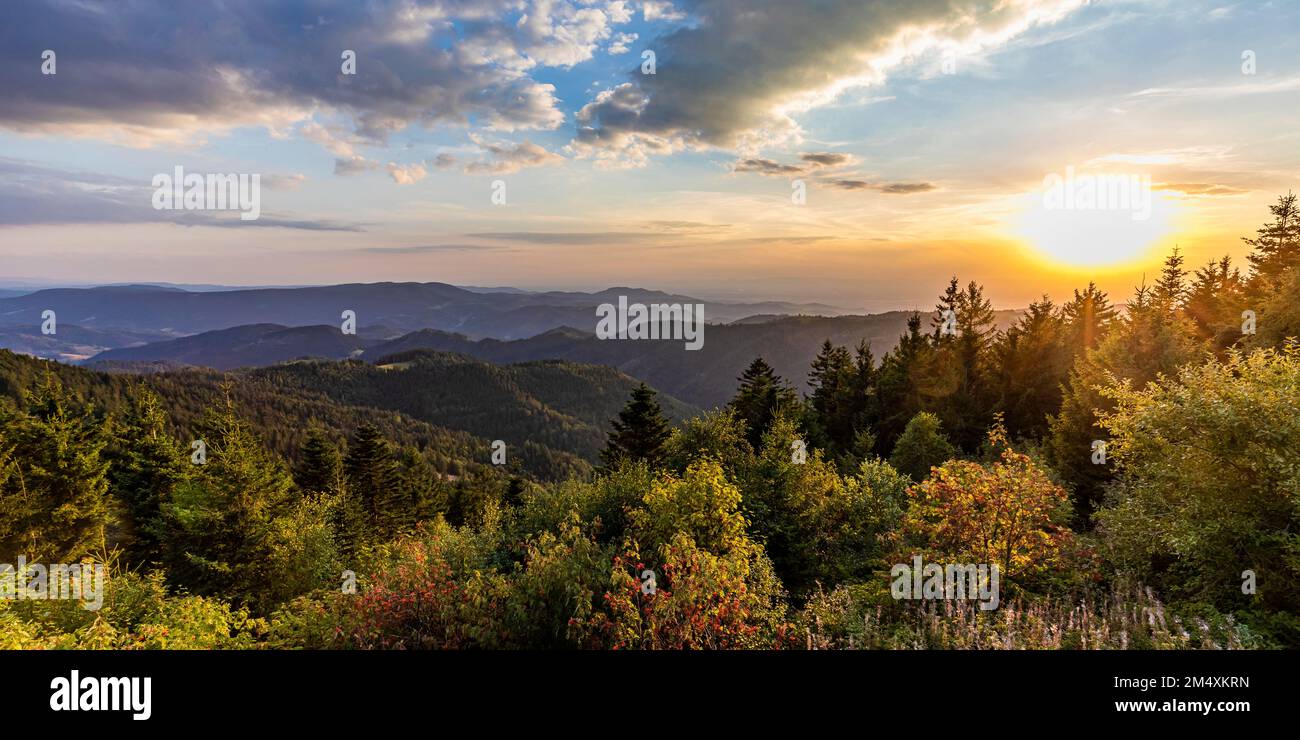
<box><xmin>800</xmin><ymin>152</ymin><xmax>854</xmax><ymax>167</ymax></box>
<box><xmin>827</xmin><ymin>179</ymin><xmax>935</xmax><ymax>194</ymax></box>
<box><xmin>733</xmin><ymin>158</ymin><xmax>805</xmax><ymax>176</ymax></box>
<box><xmin>573</xmin><ymin>0</ymin><xmax>1084</xmax><ymax>164</ymax></box>
<box><xmin>877</xmin><ymin>182</ymin><xmax>936</xmax><ymax>194</ymax></box>
<box><xmin>0</xmin><ymin>1</ymin><xmax>636</xmax><ymax>146</ymax></box>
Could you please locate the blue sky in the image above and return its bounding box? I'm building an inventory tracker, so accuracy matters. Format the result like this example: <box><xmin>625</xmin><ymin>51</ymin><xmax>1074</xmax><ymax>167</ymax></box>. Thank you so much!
<box><xmin>1</xmin><ymin>0</ymin><xmax>1297</xmax><ymax>309</ymax></box>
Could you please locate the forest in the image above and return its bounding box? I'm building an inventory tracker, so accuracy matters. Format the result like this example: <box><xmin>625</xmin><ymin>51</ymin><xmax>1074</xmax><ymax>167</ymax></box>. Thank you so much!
<box><xmin>1</xmin><ymin>193</ymin><xmax>1297</xmax><ymax>650</ymax></box>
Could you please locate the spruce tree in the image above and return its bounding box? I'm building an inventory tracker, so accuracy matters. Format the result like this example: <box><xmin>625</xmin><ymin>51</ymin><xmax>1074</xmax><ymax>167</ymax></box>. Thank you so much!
<box><xmin>162</xmin><ymin>392</ymin><xmax>296</xmax><ymax>606</ymax></box>
<box><xmin>807</xmin><ymin>340</ymin><xmax>854</xmax><ymax>453</ymax></box>
<box><xmin>729</xmin><ymin>357</ymin><xmax>798</xmax><ymax>450</ymax></box>
<box><xmin>0</xmin><ymin>374</ymin><xmax>113</xmax><ymax>562</ymax></box>
<box><xmin>600</xmin><ymin>383</ymin><xmax>671</xmax><ymax>469</ymax></box>
<box><xmin>295</xmin><ymin>429</ymin><xmax>344</xmax><ymax>495</ymax></box>
<box><xmin>105</xmin><ymin>386</ymin><xmax>188</xmax><ymax>566</ymax></box>
<box><xmin>1244</xmin><ymin>191</ymin><xmax>1300</xmax><ymax>293</ymax></box>
<box><xmin>344</xmin><ymin>423</ymin><xmax>411</xmax><ymax>537</ymax></box>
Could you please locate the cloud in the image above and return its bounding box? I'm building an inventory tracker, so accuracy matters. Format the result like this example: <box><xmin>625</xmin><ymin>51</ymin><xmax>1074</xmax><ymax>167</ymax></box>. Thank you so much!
<box><xmin>358</xmin><ymin>244</ymin><xmax>508</xmax><ymax>253</ymax></box>
<box><xmin>733</xmin><ymin>158</ymin><xmax>804</xmax><ymax>176</ymax></box>
<box><xmin>386</xmin><ymin>162</ymin><xmax>428</xmax><ymax>185</ymax></box>
<box><xmin>468</xmin><ymin>231</ymin><xmax>650</xmax><ymax>244</ymax></box>
<box><xmin>800</xmin><ymin>152</ymin><xmax>855</xmax><ymax>168</ymax></box>
<box><xmin>1128</xmin><ymin>74</ymin><xmax>1300</xmax><ymax>101</ymax></box>
<box><xmin>608</xmin><ymin>32</ymin><xmax>639</xmax><ymax>55</ymax></box>
<box><xmin>733</xmin><ymin>151</ymin><xmax>856</xmax><ymax>176</ymax></box>
<box><xmin>572</xmin><ymin>0</ymin><xmax>1086</xmax><ymax>165</ymax></box>
<box><xmin>262</xmin><ymin>174</ymin><xmax>308</xmax><ymax>191</ymax></box>
<box><xmin>0</xmin><ymin>157</ymin><xmax>361</xmax><ymax>231</ymax></box>
<box><xmin>334</xmin><ymin>156</ymin><xmax>381</xmax><ymax>176</ymax></box>
<box><xmin>464</xmin><ymin>138</ymin><xmax>564</xmax><ymax>175</ymax></box>
<box><xmin>1155</xmin><ymin>182</ymin><xmax>1250</xmax><ymax>196</ymax></box>
<box><xmin>0</xmin><ymin>1</ymin><xmax>636</xmax><ymax>151</ymax></box>
<box><xmin>643</xmin><ymin>1</ymin><xmax>686</xmax><ymax>22</ymax></box>
<box><xmin>827</xmin><ymin>179</ymin><xmax>935</xmax><ymax>194</ymax></box>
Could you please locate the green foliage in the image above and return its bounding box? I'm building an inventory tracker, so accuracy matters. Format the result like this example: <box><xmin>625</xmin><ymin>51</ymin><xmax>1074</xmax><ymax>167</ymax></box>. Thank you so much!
<box><xmin>1048</xmin><ymin>289</ymin><xmax>1205</xmax><ymax>524</ymax></box>
<box><xmin>1097</xmin><ymin>347</ymin><xmax>1300</xmax><ymax>644</ymax></box>
<box><xmin>0</xmin><ymin>374</ymin><xmax>112</xmax><ymax>562</ymax></box>
<box><xmin>104</xmin><ymin>386</ymin><xmax>189</xmax><ymax>566</ymax></box>
<box><xmin>0</xmin><ymin>568</ymin><xmax>256</xmax><ymax>650</ymax></box>
<box><xmin>889</xmin><ymin>411</ymin><xmax>956</xmax><ymax>482</ymax></box>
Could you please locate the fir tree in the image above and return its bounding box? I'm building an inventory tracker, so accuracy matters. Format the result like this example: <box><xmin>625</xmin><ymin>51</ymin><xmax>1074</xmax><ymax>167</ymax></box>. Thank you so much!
<box><xmin>344</xmin><ymin>423</ymin><xmax>411</xmax><ymax>537</ymax></box>
<box><xmin>600</xmin><ymin>383</ymin><xmax>671</xmax><ymax>469</ymax></box>
<box><xmin>105</xmin><ymin>386</ymin><xmax>188</xmax><ymax>565</ymax></box>
<box><xmin>1244</xmin><ymin>191</ymin><xmax>1300</xmax><ymax>293</ymax></box>
<box><xmin>0</xmin><ymin>374</ymin><xmax>113</xmax><ymax>562</ymax></box>
<box><xmin>728</xmin><ymin>357</ymin><xmax>798</xmax><ymax>450</ymax></box>
<box><xmin>295</xmin><ymin>429</ymin><xmax>344</xmax><ymax>495</ymax></box>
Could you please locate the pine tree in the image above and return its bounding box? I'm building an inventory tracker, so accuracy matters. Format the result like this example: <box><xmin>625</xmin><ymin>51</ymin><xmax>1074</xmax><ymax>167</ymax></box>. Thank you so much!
<box><xmin>600</xmin><ymin>383</ymin><xmax>672</xmax><ymax>469</ymax></box>
<box><xmin>162</xmin><ymin>391</ymin><xmax>296</xmax><ymax>606</ymax></box>
<box><xmin>295</xmin><ymin>429</ymin><xmax>344</xmax><ymax>495</ymax></box>
<box><xmin>875</xmin><ymin>312</ymin><xmax>928</xmax><ymax>453</ymax></box>
<box><xmin>105</xmin><ymin>386</ymin><xmax>188</xmax><ymax>566</ymax></box>
<box><xmin>1244</xmin><ymin>191</ymin><xmax>1300</xmax><ymax>293</ymax></box>
<box><xmin>1060</xmin><ymin>282</ymin><xmax>1117</xmax><ymax>352</ymax></box>
<box><xmin>928</xmin><ymin>280</ymin><xmax>997</xmax><ymax>451</ymax></box>
<box><xmin>807</xmin><ymin>340</ymin><xmax>855</xmax><ymax>454</ymax></box>
<box><xmin>992</xmin><ymin>297</ymin><xmax>1069</xmax><ymax>439</ymax></box>
<box><xmin>1153</xmin><ymin>247</ymin><xmax>1187</xmax><ymax>314</ymax></box>
<box><xmin>729</xmin><ymin>357</ymin><xmax>799</xmax><ymax>450</ymax></box>
<box><xmin>0</xmin><ymin>374</ymin><xmax>113</xmax><ymax>562</ymax></box>
<box><xmin>931</xmin><ymin>276</ymin><xmax>961</xmax><ymax>341</ymax></box>
<box><xmin>344</xmin><ymin>423</ymin><xmax>411</xmax><ymax>537</ymax></box>
<box><xmin>1185</xmin><ymin>255</ymin><xmax>1245</xmax><ymax>348</ymax></box>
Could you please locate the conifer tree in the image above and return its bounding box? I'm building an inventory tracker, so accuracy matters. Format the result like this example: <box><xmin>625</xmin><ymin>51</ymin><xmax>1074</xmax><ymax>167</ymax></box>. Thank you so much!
<box><xmin>875</xmin><ymin>313</ymin><xmax>928</xmax><ymax>453</ymax></box>
<box><xmin>1244</xmin><ymin>191</ymin><xmax>1300</xmax><ymax>294</ymax></box>
<box><xmin>162</xmin><ymin>391</ymin><xmax>296</xmax><ymax>605</ymax></box>
<box><xmin>600</xmin><ymin>383</ymin><xmax>672</xmax><ymax>469</ymax></box>
<box><xmin>0</xmin><ymin>374</ymin><xmax>113</xmax><ymax>562</ymax></box>
<box><xmin>344</xmin><ymin>423</ymin><xmax>411</xmax><ymax>537</ymax></box>
<box><xmin>295</xmin><ymin>429</ymin><xmax>344</xmax><ymax>495</ymax></box>
<box><xmin>729</xmin><ymin>357</ymin><xmax>799</xmax><ymax>450</ymax></box>
<box><xmin>807</xmin><ymin>340</ymin><xmax>855</xmax><ymax>454</ymax></box>
<box><xmin>105</xmin><ymin>386</ymin><xmax>188</xmax><ymax>565</ymax></box>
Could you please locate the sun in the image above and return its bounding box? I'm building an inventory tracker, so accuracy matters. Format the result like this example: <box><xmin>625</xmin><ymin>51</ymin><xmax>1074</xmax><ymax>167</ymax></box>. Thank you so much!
<box><xmin>1014</xmin><ymin>183</ymin><xmax>1180</xmax><ymax>268</ymax></box>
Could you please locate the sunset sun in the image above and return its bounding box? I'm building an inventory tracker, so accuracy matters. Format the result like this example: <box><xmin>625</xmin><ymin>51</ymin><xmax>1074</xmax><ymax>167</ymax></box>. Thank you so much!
<box><xmin>1016</xmin><ymin>185</ymin><xmax>1180</xmax><ymax>268</ymax></box>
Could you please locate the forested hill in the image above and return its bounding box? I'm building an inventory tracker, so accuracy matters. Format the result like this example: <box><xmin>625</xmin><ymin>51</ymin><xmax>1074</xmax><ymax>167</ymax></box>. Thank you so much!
<box><xmin>364</xmin><ymin>311</ymin><xmax>1024</xmax><ymax>407</ymax></box>
<box><xmin>237</xmin><ymin>351</ymin><xmax>698</xmax><ymax>462</ymax></box>
<box><xmin>0</xmin><ymin>349</ymin><xmax>697</xmax><ymax>480</ymax></box>
<box><xmin>86</xmin><ymin>310</ymin><xmax>1024</xmax><ymax>408</ymax></box>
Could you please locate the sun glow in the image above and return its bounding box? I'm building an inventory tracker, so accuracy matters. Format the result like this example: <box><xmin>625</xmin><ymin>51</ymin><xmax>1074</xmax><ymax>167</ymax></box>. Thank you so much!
<box><xmin>1014</xmin><ymin>183</ymin><xmax>1180</xmax><ymax>268</ymax></box>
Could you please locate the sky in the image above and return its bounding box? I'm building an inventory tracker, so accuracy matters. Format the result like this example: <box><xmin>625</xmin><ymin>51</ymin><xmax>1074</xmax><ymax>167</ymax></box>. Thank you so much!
<box><xmin>1</xmin><ymin>0</ymin><xmax>1297</xmax><ymax>310</ymax></box>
